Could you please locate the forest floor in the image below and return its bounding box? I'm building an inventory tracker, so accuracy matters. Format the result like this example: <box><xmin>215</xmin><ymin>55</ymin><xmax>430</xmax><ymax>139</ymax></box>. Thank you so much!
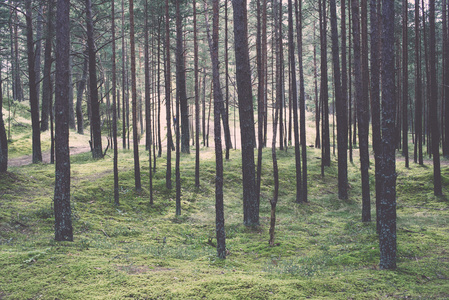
<box><xmin>1</xmin><ymin>103</ymin><xmax>449</xmax><ymax>299</ymax></box>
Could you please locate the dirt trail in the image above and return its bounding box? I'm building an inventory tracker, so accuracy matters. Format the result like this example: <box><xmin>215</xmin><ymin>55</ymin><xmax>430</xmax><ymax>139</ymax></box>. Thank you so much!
<box><xmin>8</xmin><ymin>145</ymin><xmax>91</xmax><ymax>167</ymax></box>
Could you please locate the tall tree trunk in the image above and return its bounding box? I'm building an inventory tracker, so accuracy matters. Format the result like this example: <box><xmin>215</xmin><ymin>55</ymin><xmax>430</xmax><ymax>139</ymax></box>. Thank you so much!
<box><xmin>313</xmin><ymin>24</ymin><xmax>320</xmax><ymax>149</ymax></box>
<box><xmin>41</xmin><ymin>0</ymin><xmax>54</xmax><ymax>132</ymax></box>
<box><xmin>76</xmin><ymin>49</ymin><xmax>87</xmax><ymax>135</ymax></box>
<box><xmin>129</xmin><ymin>0</ymin><xmax>141</xmax><ymax>192</ymax></box>
<box><xmin>211</xmin><ymin>0</ymin><xmax>226</xmax><ymax>259</ymax></box>
<box><xmin>26</xmin><ymin>0</ymin><xmax>42</xmax><ymax>163</ymax></box>
<box><xmin>414</xmin><ymin>0</ymin><xmax>423</xmax><ymax>165</ymax></box>
<box><xmin>330</xmin><ymin>0</ymin><xmax>348</xmax><ymax>200</ymax></box>
<box><xmin>157</xmin><ymin>19</ymin><xmax>162</xmax><ymax>158</ymax></box>
<box><xmin>34</xmin><ymin>6</ymin><xmax>43</xmax><ymax>111</ymax></box>
<box><xmin>379</xmin><ymin>0</ymin><xmax>397</xmax><ymax>270</ymax></box>
<box><xmin>54</xmin><ymin>0</ymin><xmax>73</xmax><ymax>242</ymax></box>
<box><xmin>352</xmin><ymin>0</ymin><xmax>371</xmax><ymax>222</ymax></box>
<box><xmin>174</xmin><ymin>0</ymin><xmax>182</xmax><ymax>215</ymax></box>
<box><xmin>287</xmin><ymin>0</ymin><xmax>302</xmax><ymax>204</ymax></box>
<box><xmin>165</xmin><ymin>0</ymin><xmax>172</xmax><ymax>189</ymax></box>
<box><xmin>121</xmin><ymin>0</ymin><xmax>126</xmax><ymax>149</ymax></box>
<box><xmin>176</xmin><ymin>2</ymin><xmax>190</xmax><ymax>154</ymax></box>
<box><xmin>278</xmin><ymin>2</ymin><xmax>284</xmax><ymax>151</ymax></box>
<box><xmin>320</xmin><ymin>0</ymin><xmax>330</xmax><ymax>171</ymax></box>
<box><xmin>429</xmin><ymin>0</ymin><xmax>442</xmax><ymax>195</ymax></box>
<box><xmin>443</xmin><ymin>0</ymin><xmax>449</xmax><ymax>157</ymax></box>
<box><xmin>86</xmin><ymin>0</ymin><xmax>103</xmax><ymax>159</ymax></box>
<box><xmin>111</xmin><ymin>0</ymin><xmax>119</xmax><ymax>206</ymax></box>
<box><xmin>256</xmin><ymin>0</ymin><xmax>266</xmax><ymax>206</ymax></box>
<box><xmin>194</xmin><ymin>0</ymin><xmax>200</xmax><ymax>188</ymax></box>
<box><xmin>370</xmin><ymin>0</ymin><xmax>382</xmax><ymax>232</ymax></box>
<box><xmin>232</xmin><ymin>0</ymin><xmax>258</xmax><ymax>226</ymax></box>
<box><xmin>0</xmin><ymin>65</ymin><xmax>7</xmax><ymax>172</ymax></box>
<box><xmin>402</xmin><ymin>0</ymin><xmax>409</xmax><ymax>167</ymax></box>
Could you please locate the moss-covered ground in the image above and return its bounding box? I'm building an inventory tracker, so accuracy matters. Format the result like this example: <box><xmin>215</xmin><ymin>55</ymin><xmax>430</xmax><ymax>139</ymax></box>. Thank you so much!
<box><xmin>1</xmin><ymin>142</ymin><xmax>448</xmax><ymax>299</ymax></box>
<box><xmin>1</xmin><ymin>103</ymin><xmax>449</xmax><ymax>299</ymax></box>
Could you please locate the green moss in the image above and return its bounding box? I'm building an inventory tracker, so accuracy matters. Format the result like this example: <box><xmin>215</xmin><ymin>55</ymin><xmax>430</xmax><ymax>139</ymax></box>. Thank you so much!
<box><xmin>1</xmin><ymin>146</ymin><xmax>449</xmax><ymax>299</ymax></box>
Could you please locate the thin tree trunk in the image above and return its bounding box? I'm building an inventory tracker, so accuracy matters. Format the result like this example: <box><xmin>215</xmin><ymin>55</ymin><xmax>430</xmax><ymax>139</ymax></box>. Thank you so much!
<box><xmin>429</xmin><ymin>0</ymin><xmax>442</xmax><ymax>195</ymax></box>
<box><xmin>144</xmin><ymin>0</ymin><xmax>152</xmax><ymax>204</ymax></box>
<box><xmin>26</xmin><ymin>0</ymin><xmax>42</xmax><ymax>163</ymax></box>
<box><xmin>111</xmin><ymin>0</ymin><xmax>119</xmax><ymax>206</ymax></box>
<box><xmin>129</xmin><ymin>0</ymin><xmax>141</xmax><ymax>192</ymax></box>
<box><xmin>320</xmin><ymin>0</ymin><xmax>330</xmax><ymax>170</ymax></box>
<box><xmin>414</xmin><ymin>0</ymin><xmax>424</xmax><ymax>165</ymax></box>
<box><xmin>330</xmin><ymin>0</ymin><xmax>348</xmax><ymax>200</ymax></box>
<box><xmin>402</xmin><ymin>0</ymin><xmax>409</xmax><ymax>167</ymax></box>
<box><xmin>86</xmin><ymin>0</ymin><xmax>102</xmax><ymax>159</ymax></box>
<box><xmin>194</xmin><ymin>0</ymin><xmax>200</xmax><ymax>188</ymax></box>
<box><xmin>288</xmin><ymin>0</ymin><xmax>302</xmax><ymax>204</ymax></box>
<box><xmin>352</xmin><ymin>0</ymin><xmax>371</xmax><ymax>222</ymax></box>
<box><xmin>41</xmin><ymin>0</ymin><xmax>54</xmax><ymax>132</ymax></box>
<box><xmin>165</xmin><ymin>0</ymin><xmax>172</xmax><ymax>189</ymax></box>
<box><xmin>0</xmin><ymin>65</ymin><xmax>7</xmax><ymax>172</ymax></box>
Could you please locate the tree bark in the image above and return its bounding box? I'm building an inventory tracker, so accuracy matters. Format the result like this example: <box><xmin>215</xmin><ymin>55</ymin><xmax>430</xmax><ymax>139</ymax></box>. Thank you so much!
<box><xmin>26</xmin><ymin>0</ymin><xmax>42</xmax><ymax>164</ymax></box>
<box><xmin>194</xmin><ymin>0</ymin><xmax>200</xmax><ymax>188</ymax></box>
<box><xmin>352</xmin><ymin>0</ymin><xmax>371</xmax><ymax>222</ymax></box>
<box><xmin>54</xmin><ymin>0</ymin><xmax>73</xmax><ymax>242</ymax></box>
<box><xmin>330</xmin><ymin>0</ymin><xmax>348</xmax><ymax>200</ymax></box>
<box><xmin>165</xmin><ymin>0</ymin><xmax>172</xmax><ymax>189</ymax></box>
<box><xmin>429</xmin><ymin>0</ymin><xmax>442</xmax><ymax>195</ymax></box>
<box><xmin>231</xmin><ymin>0</ymin><xmax>258</xmax><ymax>226</ymax></box>
<box><xmin>379</xmin><ymin>0</ymin><xmax>397</xmax><ymax>269</ymax></box>
<box><xmin>402</xmin><ymin>0</ymin><xmax>409</xmax><ymax>167</ymax></box>
<box><xmin>414</xmin><ymin>0</ymin><xmax>423</xmax><ymax>165</ymax></box>
<box><xmin>86</xmin><ymin>0</ymin><xmax>102</xmax><ymax>159</ymax></box>
<box><xmin>129</xmin><ymin>0</ymin><xmax>141</xmax><ymax>192</ymax></box>
<box><xmin>0</xmin><ymin>66</ymin><xmax>7</xmax><ymax>172</ymax></box>
<box><xmin>41</xmin><ymin>0</ymin><xmax>54</xmax><ymax>132</ymax></box>
<box><xmin>111</xmin><ymin>0</ymin><xmax>119</xmax><ymax>206</ymax></box>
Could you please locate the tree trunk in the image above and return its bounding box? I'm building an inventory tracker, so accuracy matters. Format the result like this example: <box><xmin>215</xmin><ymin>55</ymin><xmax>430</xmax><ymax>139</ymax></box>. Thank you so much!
<box><xmin>111</xmin><ymin>0</ymin><xmax>119</xmax><ymax>206</ymax></box>
<box><xmin>414</xmin><ymin>0</ymin><xmax>423</xmax><ymax>165</ymax></box>
<box><xmin>26</xmin><ymin>0</ymin><xmax>42</xmax><ymax>164</ymax></box>
<box><xmin>0</xmin><ymin>66</ymin><xmax>7</xmax><ymax>172</ymax></box>
<box><xmin>319</xmin><ymin>0</ymin><xmax>330</xmax><ymax>171</ymax></box>
<box><xmin>429</xmin><ymin>0</ymin><xmax>442</xmax><ymax>195</ymax></box>
<box><xmin>330</xmin><ymin>0</ymin><xmax>348</xmax><ymax>200</ymax></box>
<box><xmin>287</xmin><ymin>0</ymin><xmax>302</xmax><ymax>204</ymax></box>
<box><xmin>76</xmin><ymin>49</ymin><xmax>88</xmax><ymax>135</ymax></box>
<box><xmin>379</xmin><ymin>0</ymin><xmax>397</xmax><ymax>270</ymax></box>
<box><xmin>176</xmin><ymin>2</ymin><xmax>190</xmax><ymax>154</ymax></box>
<box><xmin>443</xmin><ymin>0</ymin><xmax>449</xmax><ymax>157</ymax></box>
<box><xmin>370</xmin><ymin>0</ymin><xmax>382</xmax><ymax>233</ymax></box>
<box><xmin>86</xmin><ymin>0</ymin><xmax>102</xmax><ymax>159</ymax></box>
<box><xmin>352</xmin><ymin>0</ymin><xmax>371</xmax><ymax>222</ymax></box>
<box><xmin>41</xmin><ymin>0</ymin><xmax>54</xmax><ymax>132</ymax></box>
<box><xmin>129</xmin><ymin>0</ymin><xmax>141</xmax><ymax>192</ymax></box>
<box><xmin>231</xmin><ymin>0</ymin><xmax>258</xmax><ymax>226</ymax></box>
<box><xmin>54</xmin><ymin>0</ymin><xmax>73</xmax><ymax>242</ymax></box>
<box><xmin>402</xmin><ymin>0</ymin><xmax>409</xmax><ymax>167</ymax></box>
<box><xmin>194</xmin><ymin>0</ymin><xmax>200</xmax><ymax>188</ymax></box>
<box><xmin>165</xmin><ymin>0</ymin><xmax>172</xmax><ymax>189</ymax></box>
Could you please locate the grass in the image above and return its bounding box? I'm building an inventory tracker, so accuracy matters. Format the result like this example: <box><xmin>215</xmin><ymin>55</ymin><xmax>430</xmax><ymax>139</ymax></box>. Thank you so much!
<box><xmin>1</xmin><ymin>104</ymin><xmax>449</xmax><ymax>299</ymax></box>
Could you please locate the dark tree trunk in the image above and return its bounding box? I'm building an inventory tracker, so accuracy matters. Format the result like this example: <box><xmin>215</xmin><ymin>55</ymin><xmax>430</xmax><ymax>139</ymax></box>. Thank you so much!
<box><xmin>256</xmin><ymin>0</ymin><xmax>266</xmax><ymax>205</ymax></box>
<box><xmin>231</xmin><ymin>0</ymin><xmax>258</xmax><ymax>226</ymax></box>
<box><xmin>429</xmin><ymin>0</ymin><xmax>442</xmax><ymax>195</ymax></box>
<box><xmin>379</xmin><ymin>0</ymin><xmax>397</xmax><ymax>269</ymax></box>
<box><xmin>165</xmin><ymin>0</ymin><xmax>172</xmax><ymax>189</ymax></box>
<box><xmin>313</xmin><ymin>24</ymin><xmax>320</xmax><ymax>149</ymax></box>
<box><xmin>176</xmin><ymin>2</ymin><xmax>190</xmax><ymax>154</ymax></box>
<box><xmin>76</xmin><ymin>49</ymin><xmax>88</xmax><ymax>135</ymax></box>
<box><xmin>111</xmin><ymin>0</ymin><xmax>119</xmax><ymax>206</ymax></box>
<box><xmin>402</xmin><ymin>0</ymin><xmax>409</xmax><ymax>167</ymax></box>
<box><xmin>12</xmin><ymin>5</ymin><xmax>24</xmax><ymax>102</ymax></box>
<box><xmin>210</xmin><ymin>0</ymin><xmax>226</xmax><ymax>259</ymax></box>
<box><xmin>54</xmin><ymin>0</ymin><xmax>73</xmax><ymax>242</ymax></box>
<box><xmin>26</xmin><ymin>0</ymin><xmax>42</xmax><ymax>164</ymax></box>
<box><xmin>0</xmin><ymin>67</ymin><xmax>7</xmax><ymax>173</ymax></box>
<box><xmin>414</xmin><ymin>0</ymin><xmax>423</xmax><ymax>165</ymax></box>
<box><xmin>278</xmin><ymin>1</ymin><xmax>284</xmax><ymax>151</ymax></box>
<box><xmin>194</xmin><ymin>0</ymin><xmax>200</xmax><ymax>188</ymax></box>
<box><xmin>348</xmin><ymin>0</ymin><xmax>354</xmax><ymax>162</ymax></box>
<box><xmin>157</xmin><ymin>20</ymin><xmax>162</xmax><ymax>158</ymax></box>
<box><xmin>41</xmin><ymin>0</ymin><xmax>54</xmax><ymax>132</ymax></box>
<box><xmin>129</xmin><ymin>0</ymin><xmax>141</xmax><ymax>192</ymax></box>
<box><xmin>86</xmin><ymin>0</ymin><xmax>102</xmax><ymax>159</ymax></box>
<box><xmin>352</xmin><ymin>0</ymin><xmax>371</xmax><ymax>222</ymax></box>
<box><xmin>370</xmin><ymin>0</ymin><xmax>382</xmax><ymax>232</ymax></box>
<box><xmin>330</xmin><ymin>0</ymin><xmax>348</xmax><ymax>200</ymax></box>
<box><xmin>287</xmin><ymin>0</ymin><xmax>302</xmax><ymax>204</ymax></box>
<box><xmin>121</xmin><ymin>0</ymin><xmax>126</xmax><ymax>150</ymax></box>
<box><xmin>34</xmin><ymin>7</ymin><xmax>43</xmax><ymax>112</ymax></box>
<box><xmin>175</xmin><ymin>1</ymin><xmax>182</xmax><ymax>215</ymax></box>
<box><xmin>443</xmin><ymin>0</ymin><xmax>449</xmax><ymax>157</ymax></box>
<box><xmin>319</xmin><ymin>0</ymin><xmax>330</xmax><ymax>171</ymax></box>
<box><xmin>295</xmin><ymin>0</ymin><xmax>308</xmax><ymax>202</ymax></box>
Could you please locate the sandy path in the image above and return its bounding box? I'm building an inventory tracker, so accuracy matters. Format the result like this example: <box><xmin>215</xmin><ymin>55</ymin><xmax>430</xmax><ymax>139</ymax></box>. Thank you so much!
<box><xmin>8</xmin><ymin>145</ymin><xmax>91</xmax><ymax>167</ymax></box>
